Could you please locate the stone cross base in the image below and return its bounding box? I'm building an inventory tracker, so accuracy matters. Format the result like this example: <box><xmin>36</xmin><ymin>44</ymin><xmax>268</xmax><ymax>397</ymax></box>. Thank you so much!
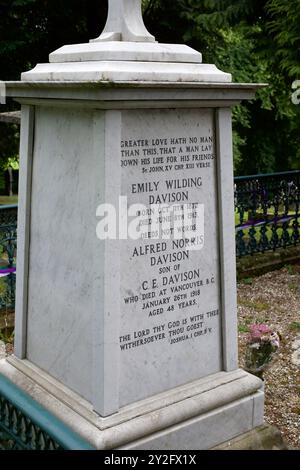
<box><xmin>91</xmin><ymin>0</ymin><xmax>156</xmax><ymax>43</ymax></box>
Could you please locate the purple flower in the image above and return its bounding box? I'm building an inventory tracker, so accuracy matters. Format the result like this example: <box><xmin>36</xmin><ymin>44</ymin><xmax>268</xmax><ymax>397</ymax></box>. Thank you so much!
<box><xmin>248</xmin><ymin>323</ymin><xmax>272</xmax><ymax>342</ymax></box>
<box><xmin>245</xmin><ymin>324</ymin><xmax>280</xmax><ymax>377</ymax></box>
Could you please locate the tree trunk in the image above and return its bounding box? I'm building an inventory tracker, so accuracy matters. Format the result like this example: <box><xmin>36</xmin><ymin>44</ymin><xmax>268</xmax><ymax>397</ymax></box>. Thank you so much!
<box><xmin>8</xmin><ymin>168</ymin><xmax>13</xmax><ymax>197</ymax></box>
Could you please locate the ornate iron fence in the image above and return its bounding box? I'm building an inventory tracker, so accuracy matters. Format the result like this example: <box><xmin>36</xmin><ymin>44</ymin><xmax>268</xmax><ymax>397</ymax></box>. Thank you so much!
<box><xmin>235</xmin><ymin>171</ymin><xmax>300</xmax><ymax>257</ymax></box>
<box><xmin>0</xmin><ymin>373</ymin><xmax>94</xmax><ymax>450</ymax></box>
<box><xmin>0</xmin><ymin>205</ymin><xmax>17</xmax><ymax>314</ymax></box>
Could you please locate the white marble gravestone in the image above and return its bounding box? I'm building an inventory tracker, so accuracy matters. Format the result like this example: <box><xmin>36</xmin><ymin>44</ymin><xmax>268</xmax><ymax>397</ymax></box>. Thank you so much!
<box><xmin>0</xmin><ymin>0</ymin><xmax>265</xmax><ymax>449</ymax></box>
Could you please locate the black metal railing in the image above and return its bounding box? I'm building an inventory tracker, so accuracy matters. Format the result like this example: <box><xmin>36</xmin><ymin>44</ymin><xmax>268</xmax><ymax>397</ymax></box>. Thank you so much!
<box><xmin>0</xmin><ymin>205</ymin><xmax>17</xmax><ymax>313</ymax></box>
<box><xmin>235</xmin><ymin>171</ymin><xmax>300</xmax><ymax>257</ymax></box>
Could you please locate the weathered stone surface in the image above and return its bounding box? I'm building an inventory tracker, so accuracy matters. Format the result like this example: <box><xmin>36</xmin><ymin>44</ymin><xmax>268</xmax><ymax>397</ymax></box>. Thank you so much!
<box><xmin>21</xmin><ymin>61</ymin><xmax>231</xmax><ymax>83</ymax></box>
<box><xmin>237</xmin><ymin>245</ymin><xmax>300</xmax><ymax>280</ymax></box>
<box><xmin>0</xmin><ymin>111</ymin><xmax>21</xmax><ymax>124</ymax></box>
<box><xmin>49</xmin><ymin>42</ymin><xmax>203</xmax><ymax>64</ymax></box>
<box><xmin>212</xmin><ymin>425</ymin><xmax>289</xmax><ymax>450</ymax></box>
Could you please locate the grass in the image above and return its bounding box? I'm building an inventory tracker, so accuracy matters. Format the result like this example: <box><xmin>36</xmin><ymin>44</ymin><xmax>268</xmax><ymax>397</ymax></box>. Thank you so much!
<box><xmin>285</xmin><ymin>264</ymin><xmax>296</xmax><ymax>275</ymax></box>
<box><xmin>0</xmin><ymin>196</ymin><xmax>18</xmax><ymax>205</ymax></box>
<box><xmin>0</xmin><ymin>278</ymin><xmax>7</xmax><ymax>296</ymax></box>
<box><xmin>0</xmin><ymin>326</ymin><xmax>14</xmax><ymax>344</ymax></box>
<box><xmin>241</xmin><ymin>277</ymin><xmax>253</xmax><ymax>285</ymax></box>
<box><xmin>288</xmin><ymin>282</ymin><xmax>299</xmax><ymax>293</ymax></box>
<box><xmin>238</xmin><ymin>324</ymin><xmax>250</xmax><ymax>333</ymax></box>
<box><xmin>289</xmin><ymin>322</ymin><xmax>300</xmax><ymax>332</ymax></box>
<box><xmin>239</xmin><ymin>299</ymin><xmax>270</xmax><ymax>312</ymax></box>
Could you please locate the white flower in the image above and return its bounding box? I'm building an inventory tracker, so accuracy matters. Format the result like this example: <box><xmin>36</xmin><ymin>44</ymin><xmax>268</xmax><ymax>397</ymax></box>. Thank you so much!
<box><xmin>270</xmin><ymin>332</ymin><xmax>280</xmax><ymax>348</ymax></box>
<box><xmin>250</xmin><ymin>342</ymin><xmax>260</xmax><ymax>350</ymax></box>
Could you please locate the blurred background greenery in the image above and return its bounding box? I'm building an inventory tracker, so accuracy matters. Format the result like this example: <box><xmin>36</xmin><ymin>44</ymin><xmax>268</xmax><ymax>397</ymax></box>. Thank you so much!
<box><xmin>0</xmin><ymin>0</ymin><xmax>299</xmax><ymax>179</ymax></box>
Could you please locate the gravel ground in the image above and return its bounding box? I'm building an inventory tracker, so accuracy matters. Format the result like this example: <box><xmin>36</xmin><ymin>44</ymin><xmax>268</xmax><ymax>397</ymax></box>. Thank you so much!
<box><xmin>238</xmin><ymin>264</ymin><xmax>300</xmax><ymax>449</ymax></box>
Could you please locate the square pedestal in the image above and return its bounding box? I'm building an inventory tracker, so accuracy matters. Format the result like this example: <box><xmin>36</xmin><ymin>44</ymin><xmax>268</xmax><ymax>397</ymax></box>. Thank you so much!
<box><xmin>0</xmin><ymin>358</ymin><xmax>264</xmax><ymax>450</ymax></box>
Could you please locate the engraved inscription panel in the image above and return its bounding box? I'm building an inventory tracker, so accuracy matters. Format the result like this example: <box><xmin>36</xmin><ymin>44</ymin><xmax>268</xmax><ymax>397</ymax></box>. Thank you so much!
<box><xmin>119</xmin><ymin>109</ymin><xmax>222</xmax><ymax>406</ymax></box>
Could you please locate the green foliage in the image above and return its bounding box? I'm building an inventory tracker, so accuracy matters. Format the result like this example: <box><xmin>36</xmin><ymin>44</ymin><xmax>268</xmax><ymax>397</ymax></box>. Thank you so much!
<box><xmin>267</xmin><ymin>0</ymin><xmax>300</xmax><ymax>78</ymax></box>
<box><xmin>0</xmin><ymin>123</ymin><xmax>19</xmax><ymax>171</ymax></box>
<box><xmin>4</xmin><ymin>156</ymin><xmax>19</xmax><ymax>171</ymax></box>
<box><xmin>241</xmin><ymin>277</ymin><xmax>253</xmax><ymax>285</ymax></box>
<box><xmin>0</xmin><ymin>0</ymin><xmax>107</xmax><ymax>81</ymax></box>
<box><xmin>285</xmin><ymin>264</ymin><xmax>296</xmax><ymax>275</ymax></box>
<box><xmin>0</xmin><ymin>327</ymin><xmax>14</xmax><ymax>345</ymax></box>
<box><xmin>238</xmin><ymin>323</ymin><xmax>250</xmax><ymax>333</ymax></box>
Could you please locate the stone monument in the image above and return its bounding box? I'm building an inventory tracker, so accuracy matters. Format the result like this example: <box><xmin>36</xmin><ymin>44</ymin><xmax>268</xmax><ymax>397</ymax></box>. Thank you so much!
<box><xmin>0</xmin><ymin>0</ymin><xmax>264</xmax><ymax>449</ymax></box>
